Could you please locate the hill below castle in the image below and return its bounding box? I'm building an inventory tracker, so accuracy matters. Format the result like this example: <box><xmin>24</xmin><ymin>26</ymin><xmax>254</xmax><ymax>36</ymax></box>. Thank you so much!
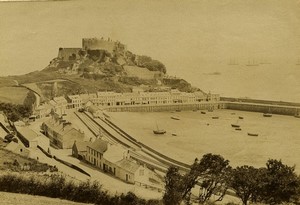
<box><xmin>0</xmin><ymin>38</ymin><xmax>199</xmax><ymax>105</ymax></box>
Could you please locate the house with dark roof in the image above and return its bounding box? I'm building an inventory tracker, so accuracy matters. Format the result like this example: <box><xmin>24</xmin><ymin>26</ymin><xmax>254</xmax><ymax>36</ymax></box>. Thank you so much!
<box><xmin>86</xmin><ymin>138</ymin><xmax>108</xmax><ymax>168</ymax></box>
<box><xmin>72</xmin><ymin>140</ymin><xmax>92</xmax><ymax>160</ymax></box>
<box><xmin>42</xmin><ymin>117</ymin><xmax>85</xmax><ymax>149</ymax></box>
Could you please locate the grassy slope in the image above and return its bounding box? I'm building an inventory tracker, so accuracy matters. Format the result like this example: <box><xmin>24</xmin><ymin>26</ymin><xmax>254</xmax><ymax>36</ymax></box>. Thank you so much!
<box><xmin>0</xmin><ymin>192</ymin><xmax>92</xmax><ymax>205</ymax></box>
<box><xmin>0</xmin><ymin>87</ymin><xmax>29</xmax><ymax>104</ymax></box>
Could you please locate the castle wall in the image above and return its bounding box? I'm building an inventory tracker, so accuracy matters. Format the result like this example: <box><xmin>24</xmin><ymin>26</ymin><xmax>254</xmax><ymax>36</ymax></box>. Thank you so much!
<box><xmin>82</xmin><ymin>38</ymin><xmax>126</xmax><ymax>54</ymax></box>
<box><xmin>58</xmin><ymin>48</ymin><xmax>81</xmax><ymax>60</ymax></box>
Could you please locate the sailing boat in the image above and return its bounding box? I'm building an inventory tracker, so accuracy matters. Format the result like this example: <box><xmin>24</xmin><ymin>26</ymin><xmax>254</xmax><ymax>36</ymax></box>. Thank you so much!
<box><xmin>246</xmin><ymin>59</ymin><xmax>259</xmax><ymax>66</ymax></box>
<box><xmin>228</xmin><ymin>58</ymin><xmax>239</xmax><ymax>65</ymax></box>
<box><xmin>153</xmin><ymin>122</ymin><xmax>166</xmax><ymax>134</ymax></box>
<box><xmin>263</xmin><ymin>107</ymin><xmax>272</xmax><ymax>117</ymax></box>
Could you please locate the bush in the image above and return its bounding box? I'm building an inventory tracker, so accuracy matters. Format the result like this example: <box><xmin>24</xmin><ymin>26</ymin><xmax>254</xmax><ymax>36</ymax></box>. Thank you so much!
<box><xmin>0</xmin><ymin>173</ymin><xmax>160</xmax><ymax>205</ymax></box>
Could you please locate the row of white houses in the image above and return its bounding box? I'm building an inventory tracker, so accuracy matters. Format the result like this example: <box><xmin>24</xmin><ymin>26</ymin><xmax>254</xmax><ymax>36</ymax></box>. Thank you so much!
<box><xmin>72</xmin><ymin>138</ymin><xmax>162</xmax><ymax>186</ymax></box>
<box><xmin>34</xmin><ymin>90</ymin><xmax>220</xmax><ymax>118</ymax></box>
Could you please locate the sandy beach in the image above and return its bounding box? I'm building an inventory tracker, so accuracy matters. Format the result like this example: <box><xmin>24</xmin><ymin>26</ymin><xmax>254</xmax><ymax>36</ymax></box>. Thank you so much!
<box><xmin>108</xmin><ymin>109</ymin><xmax>300</xmax><ymax>173</ymax></box>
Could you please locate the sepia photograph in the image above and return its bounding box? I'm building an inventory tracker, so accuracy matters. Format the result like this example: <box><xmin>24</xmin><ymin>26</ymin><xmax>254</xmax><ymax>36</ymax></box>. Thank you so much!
<box><xmin>0</xmin><ymin>0</ymin><xmax>300</xmax><ymax>204</ymax></box>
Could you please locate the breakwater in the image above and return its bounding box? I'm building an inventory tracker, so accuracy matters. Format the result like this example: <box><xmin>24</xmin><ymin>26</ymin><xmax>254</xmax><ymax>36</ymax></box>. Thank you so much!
<box><xmin>221</xmin><ymin>97</ymin><xmax>300</xmax><ymax>116</ymax></box>
<box><xmin>99</xmin><ymin>97</ymin><xmax>300</xmax><ymax>116</ymax></box>
<box><xmin>105</xmin><ymin>102</ymin><xmax>226</xmax><ymax>112</ymax></box>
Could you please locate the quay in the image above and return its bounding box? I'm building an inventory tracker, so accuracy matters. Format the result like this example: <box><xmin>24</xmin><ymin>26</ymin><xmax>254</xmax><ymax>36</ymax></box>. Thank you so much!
<box><xmin>222</xmin><ymin>97</ymin><xmax>300</xmax><ymax>116</ymax></box>
<box><xmin>105</xmin><ymin>102</ymin><xmax>226</xmax><ymax>112</ymax></box>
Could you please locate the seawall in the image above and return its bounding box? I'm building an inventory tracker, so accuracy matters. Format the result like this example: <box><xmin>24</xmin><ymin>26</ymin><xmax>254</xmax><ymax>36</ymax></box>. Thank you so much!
<box><xmin>224</xmin><ymin>101</ymin><xmax>300</xmax><ymax>116</ymax></box>
<box><xmin>101</xmin><ymin>99</ymin><xmax>300</xmax><ymax>116</ymax></box>
<box><xmin>105</xmin><ymin>102</ymin><xmax>226</xmax><ymax>112</ymax></box>
<box><xmin>221</xmin><ymin>97</ymin><xmax>300</xmax><ymax>116</ymax></box>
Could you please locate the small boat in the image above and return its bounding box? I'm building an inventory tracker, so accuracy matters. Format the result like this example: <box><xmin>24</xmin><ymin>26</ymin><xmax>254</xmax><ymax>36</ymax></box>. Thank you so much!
<box><xmin>201</xmin><ymin>111</ymin><xmax>206</xmax><ymax>114</ymax></box>
<box><xmin>171</xmin><ymin>116</ymin><xmax>180</xmax><ymax>120</ymax></box>
<box><xmin>235</xmin><ymin>128</ymin><xmax>242</xmax><ymax>131</ymax></box>
<box><xmin>175</xmin><ymin>109</ymin><xmax>181</xmax><ymax>112</ymax></box>
<box><xmin>231</xmin><ymin>124</ymin><xmax>240</xmax><ymax>128</ymax></box>
<box><xmin>239</xmin><ymin>116</ymin><xmax>244</xmax><ymax>119</ymax></box>
<box><xmin>153</xmin><ymin>122</ymin><xmax>166</xmax><ymax>135</ymax></box>
<box><xmin>212</xmin><ymin>116</ymin><xmax>219</xmax><ymax>119</ymax></box>
<box><xmin>172</xmin><ymin>133</ymin><xmax>177</xmax><ymax>136</ymax></box>
<box><xmin>153</xmin><ymin>130</ymin><xmax>166</xmax><ymax>134</ymax></box>
<box><xmin>263</xmin><ymin>107</ymin><xmax>272</xmax><ymax>117</ymax></box>
<box><xmin>263</xmin><ymin>113</ymin><xmax>272</xmax><ymax>117</ymax></box>
<box><xmin>248</xmin><ymin>133</ymin><xmax>258</xmax><ymax>137</ymax></box>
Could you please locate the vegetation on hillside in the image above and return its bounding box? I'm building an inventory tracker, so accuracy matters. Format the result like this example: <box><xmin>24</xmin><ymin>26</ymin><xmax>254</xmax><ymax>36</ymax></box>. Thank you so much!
<box><xmin>0</xmin><ymin>102</ymin><xmax>32</xmax><ymax>122</ymax></box>
<box><xmin>163</xmin><ymin>153</ymin><xmax>300</xmax><ymax>205</ymax></box>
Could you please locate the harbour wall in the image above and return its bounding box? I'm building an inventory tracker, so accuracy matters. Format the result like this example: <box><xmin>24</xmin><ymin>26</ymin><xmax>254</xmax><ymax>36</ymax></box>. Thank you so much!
<box><xmin>105</xmin><ymin>102</ymin><xmax>226</xmax><ymax>112</ymax></box>
<box><xmin>221</xmin><ymin>97</ymin><xmax>300</xmax><ymax>107</ymax></box>
<box><xmin>102</xmin><ymin>100</ymin><xmax>299</xmax><ymax>116</ymax></box>
<box><xmin>224</xmin><ymin>101</ymin><xmax>300</xmax><ymax>116</ymax></box>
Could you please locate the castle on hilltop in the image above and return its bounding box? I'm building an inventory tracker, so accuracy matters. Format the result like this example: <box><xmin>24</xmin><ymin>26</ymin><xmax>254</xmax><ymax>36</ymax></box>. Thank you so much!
<box><xmin>58</xmin><ymin>37</ymin><xmax>127</xmax><ymax>61</ymax></box>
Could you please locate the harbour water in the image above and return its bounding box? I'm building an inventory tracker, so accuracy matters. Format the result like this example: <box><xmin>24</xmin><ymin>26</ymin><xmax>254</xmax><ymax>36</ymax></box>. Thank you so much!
<box><xmin>175</xmin><ymin>62</ymin><xmax>300</xmax><ymax>102</ymax></box>
<box><xmin>109</xmin><ymin>109</ymin><xmax>300</xmax><ymax>173</ymax></box>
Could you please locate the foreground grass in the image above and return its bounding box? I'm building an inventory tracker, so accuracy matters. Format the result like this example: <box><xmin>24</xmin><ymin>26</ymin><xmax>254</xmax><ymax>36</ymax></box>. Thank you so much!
<box><xmin>0</xmin><ymin>173</ymin><xmax>161</xmax><ymax>205</ymax></box>
<box><xmin>0</xmin><ymin>191</ymin><xmax>93</xmax><ymax>205</ymax></box>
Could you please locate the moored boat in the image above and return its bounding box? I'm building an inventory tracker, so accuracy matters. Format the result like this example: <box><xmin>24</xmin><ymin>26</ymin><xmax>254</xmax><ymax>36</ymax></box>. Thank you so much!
<box><xmin>239</xmin><ymin>116</ymin><xmax>244</xmax><ymax>119</ymax></box>
<box><xmin>153</xmin><ymin>130</ymin><xmax>166</xmax><ymax>134</ymax></box>
<box><xmin>171</xmin><ymin>116</ymin><xmax>180</xmax><ymax>120</ymax></box>
<box><xmin>212</xmin><ymin>116</ymin><xmax>219</xmax><ymax>119</ymax></box>
<box><xmin>235</xmin><ymin>128</ymin><xmax>242</xmax><ymax>131</ymax></box>
<box><xmin>231</xmin><ymin>124</ymin><xmax>240</xmax><ymax>128</ymax></box>
<box><xmin>263</xmin><ymin>113</ymin><xmax>272</xmax><ymax>117</ymax></box>
<box><xmin>248</xmin><ymin>133</ymin><xmax>258</xmax><ymax>137</ymax></box>
<box><xmin>153</xmin><ymin>122</ymin><xmax>166</xmax><ymax>134</ymax></box>
<box><xmin>263</xmin><ymin>107</ymin><xmax>272</xmax><ymax>117</ymax></box>
<box><xmin>201</xmin><ymin>111</ymin><xmax>206</xmax><ymax>114</ymax></box>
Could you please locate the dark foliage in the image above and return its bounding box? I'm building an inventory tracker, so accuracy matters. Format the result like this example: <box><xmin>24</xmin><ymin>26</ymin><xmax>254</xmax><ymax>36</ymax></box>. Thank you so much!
<box><xmin>0</xmin><ymin>174</ymin><xmax>161</xmax><ymax>205</ymax></box>
<box><xmin>136</xmin><ymin>55</ymin><xmax>166</xmax><ymax>73</ymax></box>
<box><xmin>0</xmin><ymin>102</ymin><xmax>32</xmax><ymax>122</ymax></box>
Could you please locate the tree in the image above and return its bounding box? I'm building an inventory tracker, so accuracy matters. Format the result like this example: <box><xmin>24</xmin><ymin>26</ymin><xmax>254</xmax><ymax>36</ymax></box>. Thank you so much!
<box><xmin>196</xmin><ymin>154</ymin><xmax>232</xmax><ymax>203</ymax></box>
<box><xmin>261</xmin><ymin>159</ymin><xmax>300</xmax><ymax>204</ymax></box>
<box><xmin>163</xmin><ymin>166</ymin><xmax>184</xmax><ymax>205</ymax></box>
<box><xmin>163</xmin><ymin>154</ymin><xmax>232</xmax><ymax>205</ymax></box>
<box><xmin>230</xmin><ymin>165</ymin><xmax>261</xmax><ymax>205</ymax></box>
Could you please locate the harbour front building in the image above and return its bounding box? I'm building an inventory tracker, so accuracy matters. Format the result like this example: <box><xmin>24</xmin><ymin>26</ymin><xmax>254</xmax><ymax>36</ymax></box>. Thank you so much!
<box><xmin>85</xmin><ymin>139</ymin><xmax>150</xmax><ymax>184</ymax></box>
<box><xmin>42</xmin><ymin>114</ymin><xmax>85</xmax><ymax>149</ymax></box>
<box><xmin>35</xmin><ymin>89</ymin><xmax>221</xmax><ymax>118</ymax></box>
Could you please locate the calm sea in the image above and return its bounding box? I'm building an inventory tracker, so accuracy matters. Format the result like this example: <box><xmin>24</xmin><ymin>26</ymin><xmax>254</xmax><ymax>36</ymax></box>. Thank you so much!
<box><xmin>173</xmin><ymin>62</ymin><xmax>300</xmax><ymax>102</ymax></box>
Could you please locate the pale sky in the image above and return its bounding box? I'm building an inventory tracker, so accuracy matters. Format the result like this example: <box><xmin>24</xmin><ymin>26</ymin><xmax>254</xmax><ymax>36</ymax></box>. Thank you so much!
<box><xmin>1</xmin><ymin>0</ymin><xmax>300</xmax><ymax>78</ymax></box>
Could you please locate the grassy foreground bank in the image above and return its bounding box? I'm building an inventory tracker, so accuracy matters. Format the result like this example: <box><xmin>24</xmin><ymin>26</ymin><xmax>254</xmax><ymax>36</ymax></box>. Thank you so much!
<box><xmin>0</xmin><ymin>173</ymin><xmax>161</xmax><ymax>205</ymax></box>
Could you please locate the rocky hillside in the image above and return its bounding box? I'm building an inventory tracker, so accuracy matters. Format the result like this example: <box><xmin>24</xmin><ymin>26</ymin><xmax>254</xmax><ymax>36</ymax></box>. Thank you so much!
<box><xmin>0</xmin><ymin>38</ymin><xmax>199</xmax><ymax>103</ymax></box>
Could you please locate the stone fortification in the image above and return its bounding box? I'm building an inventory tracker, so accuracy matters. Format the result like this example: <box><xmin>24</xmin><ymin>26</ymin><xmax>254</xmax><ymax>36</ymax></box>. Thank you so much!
<box><xmin>57</xmin><ymin>38</ymin><xmax>127</xmax><ymax>59</ymax></box>
<box><xmin>58</xmin><ymin>48</ymin><xmax>81</xmax><ymax>60</ymax></box>
<box><xmin>82</xmin><ymin>37</ymin><xmax>126</xmax><ymax>54</ymax></box>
